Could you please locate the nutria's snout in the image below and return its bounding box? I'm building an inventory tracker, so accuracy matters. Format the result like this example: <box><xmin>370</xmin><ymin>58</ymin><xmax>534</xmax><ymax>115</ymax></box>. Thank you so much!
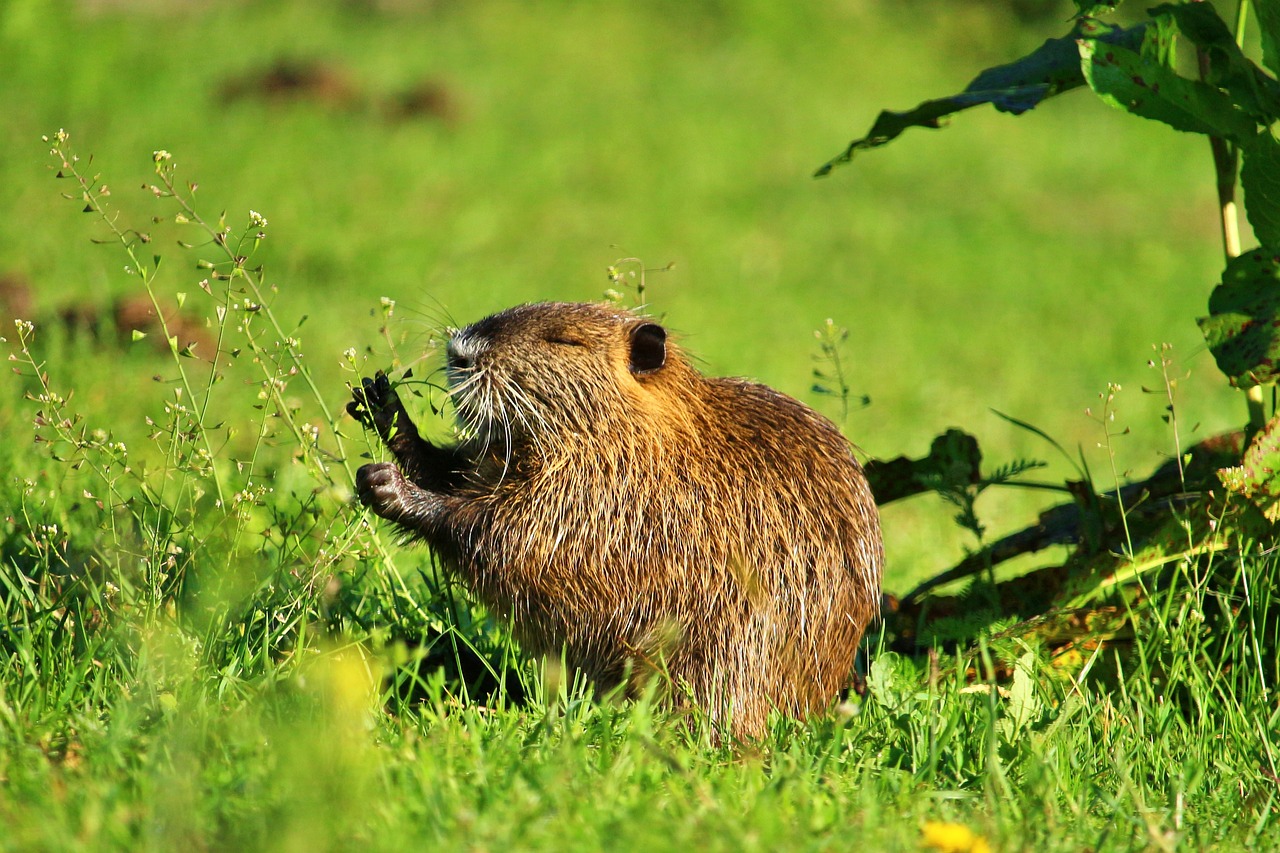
<box><xmin>445</xmin><ymin>336</ymin><xmax>475</xmax><ymax>372</ymax></box>
<box><xmin>446</xmin><ymin>328</ymin><xmax>492</xmax><ymax>388</ymax></box>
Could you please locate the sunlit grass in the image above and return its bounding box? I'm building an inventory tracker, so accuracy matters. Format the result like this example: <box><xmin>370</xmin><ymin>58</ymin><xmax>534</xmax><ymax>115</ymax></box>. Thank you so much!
<box><xmin>1</xmin><ymin>2</ymin><xmax>1275</xmax><ymax>850</ymax></box>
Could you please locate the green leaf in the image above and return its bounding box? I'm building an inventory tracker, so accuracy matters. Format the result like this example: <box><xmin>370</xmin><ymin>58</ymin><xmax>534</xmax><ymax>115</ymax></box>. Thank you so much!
<box><xmin>1079</xmin><ymin>38</ymin><xmax>1259</xmax><ymax>143</ymax></box>
<box><xmin>1257</xmin><ymin>0</ymin><xmax>1280</xmax><ymax>77</ymax></box>
<box><xmin>1218</xmin><ymin>413</ymin><xmax>1280</xmax><ymax>521</ymax></box>
<box><xmin>815</xmin><ymin>19</ymin><xmax>1146</xmax><ymax>176</ymax></box>
<box><xmin>865</xmin><ymin>653</ymin><xmax>917</xmax><ymax>713</ymax></box>
<box><xmin>1152</xmin><ymin>2</ymin><xmax>1235</xmax><ymax>59</ymax></box>
<box><xmin>1197</xmin><ymin>248</ymin><xmax>1280</xmax><ymax>388</ymax></box>
<box><xmin>1139</xmin><ymin>10</ymin><xmax>1177</xmax><ymax>66</ymax></box>
<box><xmin>1004</xmin><ymin>651</ymin><xmax>1043</xmax><ymax>735</ymax></box>
<box><xmin>1150</xmin><ymin>2</ymin><xmax>1280</xmax><ymax>123</ymax></box>
<box><xmin>1074</xmin><ymin>0</ymin><xmax>1122</xmax><ymax>15</ymax></box>
<box><xmin>1080</xmin><ymin>35</ymin><xmax>1259</xmax><ymax>142</ymax></box>
<box><xmin>1242</xmin><ymin>133</ymin><xmax>1280</xmax><ymax>249</ymax></box>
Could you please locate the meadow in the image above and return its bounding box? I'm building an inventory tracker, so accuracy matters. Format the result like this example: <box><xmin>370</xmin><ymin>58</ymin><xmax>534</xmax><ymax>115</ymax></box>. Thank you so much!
<box><xmin>1</xmin><ymin>0</ymin><xmax>1276</xmax><ymax>849</ymax></box>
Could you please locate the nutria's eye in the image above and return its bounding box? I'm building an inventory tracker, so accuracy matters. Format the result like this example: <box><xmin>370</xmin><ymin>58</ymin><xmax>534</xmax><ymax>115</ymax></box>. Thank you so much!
<box><xmin>629</xmin><ymin>323</ymin><xmax>666</xmax><ymax>375</ymax></box>
<box><xmin>546</xmin><ymin>335</ymin><xmax>587</xmax><ymax>348</ymax></box>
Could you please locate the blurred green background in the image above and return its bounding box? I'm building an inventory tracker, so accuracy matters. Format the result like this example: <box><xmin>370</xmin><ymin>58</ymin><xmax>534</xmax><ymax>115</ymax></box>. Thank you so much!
<box><xmin>0</xmin><ymin>0</ymin><xmax>1242</xmax><ymax>588</ymax></box>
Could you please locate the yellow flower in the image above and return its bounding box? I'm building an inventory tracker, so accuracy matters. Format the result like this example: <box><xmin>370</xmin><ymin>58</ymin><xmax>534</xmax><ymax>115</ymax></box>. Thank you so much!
<box><xmin>920</xmin><ymin>821</ymin><xmax>992</xmax><ymax>853</ymax></box>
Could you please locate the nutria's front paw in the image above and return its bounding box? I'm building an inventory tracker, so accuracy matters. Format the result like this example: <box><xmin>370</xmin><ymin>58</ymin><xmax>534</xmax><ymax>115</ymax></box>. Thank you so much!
<box><xmin>355</xmin><ymin>461</ymin><xmax>411</xmax><ymax>520</ymax></box>
<box><xmin>347</xmin><ymin>371</ymin><xmax>413</xmax><ymax>443</ymax></box>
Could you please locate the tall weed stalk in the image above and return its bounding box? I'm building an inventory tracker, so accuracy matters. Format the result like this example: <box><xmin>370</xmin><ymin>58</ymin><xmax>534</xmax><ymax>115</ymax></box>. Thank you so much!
<box><xmin>2</xmin><ymin>132</ymin><xmax>489</xmax><ymax>716</ymax></box>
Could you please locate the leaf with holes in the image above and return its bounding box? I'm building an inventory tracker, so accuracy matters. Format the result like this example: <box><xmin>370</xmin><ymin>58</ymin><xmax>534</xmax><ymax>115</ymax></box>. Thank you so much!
<box><xmin>1198</xmin><ymin>249</ymin><xmax>1280</xmax><ymax>388</ymax></box>
<box><xmin>1218</xmin><ymin>414</ymin><xmax>1280</xmax><ymax>521</ymax></box>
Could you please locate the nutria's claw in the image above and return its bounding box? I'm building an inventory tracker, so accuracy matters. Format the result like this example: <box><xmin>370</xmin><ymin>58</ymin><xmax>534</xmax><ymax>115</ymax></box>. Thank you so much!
<box><xmin>345</xmin><ymin>396</ymin><xmax>371</xmax><ymax>427</ymax></box>
<box><xmin>346</xmin><ymin>375</ymin><xmax>375</xmax><ymax>427</ymax></box>
<box><xmin>348</xmin><ymin>371</ymin><xmax>411</xmax><ymax>442</ymax></box>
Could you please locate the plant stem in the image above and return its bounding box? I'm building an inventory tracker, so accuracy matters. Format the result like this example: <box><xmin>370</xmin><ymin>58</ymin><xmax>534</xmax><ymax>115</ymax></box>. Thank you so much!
<box><xmin>1236</xmin><ymin>0</ymin><xmax>1265</xmax><ymax>434</ymax></box>
<box><xmin>1198</xmin><ymin>0</ymin><xmax>1264</xmax><ymax>434</ymax></box>
<box><xmin>1210</xmin><ymin>135</ymin><xmax>1243</xmax><ymax>259</ymax></box>
<box><xmin>1247</xmin><ymin>384</ymin><xmax>1266</xmax><ymax>435</ymax></box>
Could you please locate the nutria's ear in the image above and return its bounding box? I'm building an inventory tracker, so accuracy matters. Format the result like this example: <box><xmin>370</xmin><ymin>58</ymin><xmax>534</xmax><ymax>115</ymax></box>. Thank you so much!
<box><xmin>629</xmin><ymin>323</ymin><xmax>667</xmax><ymax>375</ymax></box>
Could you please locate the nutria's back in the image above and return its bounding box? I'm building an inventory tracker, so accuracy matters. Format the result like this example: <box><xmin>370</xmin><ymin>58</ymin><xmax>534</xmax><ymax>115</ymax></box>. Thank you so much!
<box><xmin>350</xmin><ymin>301</ymin><xmax>883</xmax><ymax>736</ymax></box>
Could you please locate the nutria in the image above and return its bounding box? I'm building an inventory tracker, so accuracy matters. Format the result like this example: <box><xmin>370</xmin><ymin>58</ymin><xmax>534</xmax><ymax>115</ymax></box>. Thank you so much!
<box><xmin>348</xmin><ymin>301</ymin><xmax>883</xmax><ymax>737</ymax></box>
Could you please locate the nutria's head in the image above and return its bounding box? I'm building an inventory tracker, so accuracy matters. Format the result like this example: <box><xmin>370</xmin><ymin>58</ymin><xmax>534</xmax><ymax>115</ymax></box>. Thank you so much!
<box><xmin>444</xmin><ymin>302</ymin><xmax>684</xmax><ymax>459</ymax></box>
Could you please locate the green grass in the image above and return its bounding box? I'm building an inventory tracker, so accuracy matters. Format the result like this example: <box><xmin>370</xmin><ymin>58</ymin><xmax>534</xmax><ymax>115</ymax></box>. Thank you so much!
<box><xmin>0</xmin><ymin>0</ymin><xmax>1244</xmax><ymax>580</ymax></box>
<box><xmin>2</xmin><ymin>540</ymin><xmax>1276</xmax><ymax>850</ymax></box>
<box><xmin>2</xmin><ymin>1</ymin><xmax>1277</xmax><ymax>850</ymax></box>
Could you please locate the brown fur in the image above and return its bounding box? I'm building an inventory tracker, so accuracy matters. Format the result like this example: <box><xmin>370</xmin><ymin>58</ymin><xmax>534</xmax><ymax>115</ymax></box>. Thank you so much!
<box><xmin>349</xmin><ymin>302</ymin><xmax>883</xmax><ymax>737</ymax></box>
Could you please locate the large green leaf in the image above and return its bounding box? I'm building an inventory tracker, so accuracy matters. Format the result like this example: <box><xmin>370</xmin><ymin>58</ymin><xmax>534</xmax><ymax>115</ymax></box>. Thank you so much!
<box><xmin>1198</xmin><ymin>248</ymin><xmax>1280</xmax><ymax>388</ymax></box>
<box><xmin>1149</xmin><ymin>2</ymin><xmax>1280</xmax><ymax>123</ymax></box>
<box><xmin>815</xmin><ymin>19</ymin><xmax>1146</xmax><ymax>177</ymax></box>
<box><xmin>1218</xmin><ymin>413</ymin><xmax>1280</xmax><ymax>521</ymax></box>
<box><xmin>1078</xmin><ymin>37</ymin><xmax>1259</xmax><ymax>143</ymax></box>
<box><xmin>1257</xmin><ymin>0</ymin><xmax>1280</xmax><ymax>77</ymax></box>
<box><xmin>1242</xmin><ymin>132</ymin><xmax>1280</xmax><ymax>249</ymax></box>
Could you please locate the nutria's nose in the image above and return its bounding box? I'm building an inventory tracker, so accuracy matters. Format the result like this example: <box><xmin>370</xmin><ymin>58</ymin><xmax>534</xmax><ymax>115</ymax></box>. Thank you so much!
<box><xmin>447</xmin><ymin>334</ymin><xmax>479</xmax><ymax>371</ymax></box>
